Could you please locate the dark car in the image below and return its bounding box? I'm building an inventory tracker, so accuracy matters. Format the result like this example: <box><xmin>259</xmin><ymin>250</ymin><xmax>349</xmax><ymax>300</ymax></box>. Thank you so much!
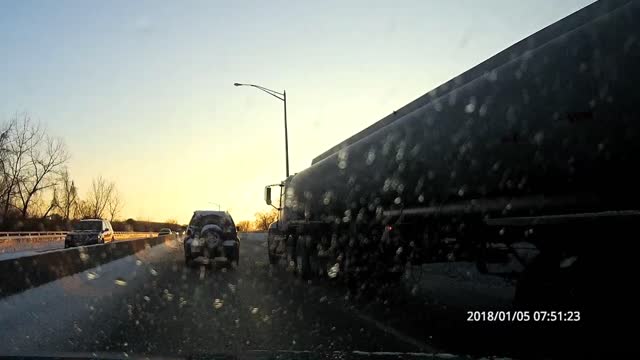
<box><xmin>64</xmin><ymin>219</ymin><xmax>116</xmax><ymax>248</ymax></box>
<box><xmin>183</xmin><ymin>210</ymin><xmax>240</xmax><ymax>267</ymax></box>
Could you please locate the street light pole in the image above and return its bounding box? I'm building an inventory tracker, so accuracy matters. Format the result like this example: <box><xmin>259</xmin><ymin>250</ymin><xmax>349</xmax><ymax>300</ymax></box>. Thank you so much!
<box><xmin>283</xmin><ymin>90</ymin><xmax>289</xmax><ymax>178</ymax></box>
<box><xmin>234</xmin><ymin>82</ymin><xmax>290</xmax><ymax>178</ymax></box>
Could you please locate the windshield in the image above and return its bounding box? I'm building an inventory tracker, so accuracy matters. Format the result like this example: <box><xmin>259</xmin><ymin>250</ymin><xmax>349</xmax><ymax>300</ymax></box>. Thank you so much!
<box><xmin>1</xmin><ymin>0</ymin><xmax>632</xmax><ymax>359</ymax></box>
<box><xmin>189</xmin><ymin>214</ymin><xmax>227</xmax><ymax>229</ymax></box>
<box><xmin>73</xmin><ymin>221</ymin><xmax>102</xmax><ymax>231</ymax></box>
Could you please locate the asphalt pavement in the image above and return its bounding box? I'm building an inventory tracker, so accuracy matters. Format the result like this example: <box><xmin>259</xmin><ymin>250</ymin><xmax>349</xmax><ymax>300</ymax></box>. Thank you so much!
<box><xmin>0</xmin><ymin>234</ymin><xmax>436</xmax><ymax>357</ymax></box>
<box><xmin>0</xmin><ymin>233</ymin><xmax>601</xmax><ymax>359</ymax></box>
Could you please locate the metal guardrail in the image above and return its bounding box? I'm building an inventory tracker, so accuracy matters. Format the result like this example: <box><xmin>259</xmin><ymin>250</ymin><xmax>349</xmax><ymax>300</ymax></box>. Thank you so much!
<box><xmin>0</xmin><ymin>232</ymin><xmax>69</xmax><ymax>237</ymax></box>
<box><xmin>0</xmin><ymin>231</ymin><xmax>161</xmax><ymax>254</ymax></box>
<box><xmin>0</xmin><ymin>231</ymin><xmax>158</xmax><ymax>243</ymax></box>
<box><xmin>0</xmin><ymin>231</ymin><xmax>157</xmax><ymax>236</ymax></box>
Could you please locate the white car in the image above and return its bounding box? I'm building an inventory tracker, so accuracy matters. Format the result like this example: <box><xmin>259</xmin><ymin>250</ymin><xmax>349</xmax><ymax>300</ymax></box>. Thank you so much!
<box><xmin>158</xmin><ymin>228</ymin><xmax>173</xmax><ymax>236</ymax></box>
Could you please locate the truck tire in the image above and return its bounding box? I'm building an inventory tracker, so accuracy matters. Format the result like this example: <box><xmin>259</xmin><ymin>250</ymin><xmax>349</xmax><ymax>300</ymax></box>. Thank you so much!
<box><xmin>228</xmin><ymin>244</ymin><xmax>240</xmax><ymax>269</ymax></box>
<box><xmin>185</xmin><ymin>253</ymin><xmax>194</xmax><ymax>267</ymax></box>
<box><xmin>184</xmin><ymin>242</ymin><xmax>195</xmax><ymax>267</ymax></box>
<box><xmin>267</xmin><ymin>233</ymin><xmax>278</xmax><ymax>265</ymax></box>
<box><xmin>514</xmin><ymin>253</ymin><xmax>584</xmax><ymax>310</ymax></box>
<box><xmin>295</xmin><ymin>235</ymin><xmax>311</xmax><ymax>279</ymax></box>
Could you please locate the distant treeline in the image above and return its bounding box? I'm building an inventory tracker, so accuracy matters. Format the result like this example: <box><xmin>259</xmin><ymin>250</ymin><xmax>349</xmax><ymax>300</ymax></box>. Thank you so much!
<box><xmin>0</xmin><ymin>214</ymin><xmax>186</xmax><ymax>233</ymax></box>
<box><xmin>0</xmin><ymin>113</ymin><xmax>184</xmax><ymax>232</ymax></box>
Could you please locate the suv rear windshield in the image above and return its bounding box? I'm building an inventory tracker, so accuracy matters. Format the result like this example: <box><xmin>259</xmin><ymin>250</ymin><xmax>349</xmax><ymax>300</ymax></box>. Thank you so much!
<box><xmin>74</xmin><ymin>221</ymin><xmax>103</xmax><ymax>231</ymax></box>
<box><xmin>190</xmin><ymin>214</ymin><xmax>227</xmax><ymax>228</ymax></box>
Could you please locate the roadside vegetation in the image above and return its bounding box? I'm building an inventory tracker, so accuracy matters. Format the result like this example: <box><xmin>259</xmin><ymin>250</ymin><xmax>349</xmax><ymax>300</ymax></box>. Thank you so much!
<box><xmin>0</xmin><ymin>113</ymin><xmax>128</xmax><ymax>231</ymax></box>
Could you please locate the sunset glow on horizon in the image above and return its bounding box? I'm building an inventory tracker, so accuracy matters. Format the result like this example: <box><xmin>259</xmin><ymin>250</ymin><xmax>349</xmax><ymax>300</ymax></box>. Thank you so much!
<box><xmin>1</xmin><ymin>0</ymin><xmax>594</xmax><ymax>224</ymax></box>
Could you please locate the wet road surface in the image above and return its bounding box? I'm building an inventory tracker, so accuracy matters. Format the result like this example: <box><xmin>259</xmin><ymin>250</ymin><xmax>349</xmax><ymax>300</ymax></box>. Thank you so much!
<box><xmin>0</xmin><ymin>235</ymin><xmax>433</xmax><ymax>357</ymax></box>
<box><xmin>0</xmin><ymin>234</ymin><xmax>601</xmax><ymax>358</ymax></box>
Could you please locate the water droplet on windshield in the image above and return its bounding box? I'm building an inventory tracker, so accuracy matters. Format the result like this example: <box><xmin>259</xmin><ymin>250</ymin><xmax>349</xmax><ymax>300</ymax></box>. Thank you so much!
<box><xmin>150</xmin><ymin>269</ymin><xmax>158</xmax><ymax>276</ymax></box>
<box><xmin>251</xmin><ymin>307</ymin><xmax>259</xmax><ymax>314</ymax></box>
<box><xmin>79</xmin><ymin>252</ymin><xmax>89</xmax><ymax>262</ymax></box>
<box><xmin>114</xmin><ymin>278</ymin><xmax>127</xmax><ymax>286</ymax></box>
<box><xmin>366</xmin><ymin>149</ymin><xmax>376</xmax><ymax>165</ymax></box>
<box><xmin>86</xmin><ymin>271</ymin><xmax>99</xmax><ymax>280</ymax></box>
<box><xmin>143</xmin><ymin>296</ymin><xmax>150</xmax><ymax>302</ymax></box>
<box><xmin>213</xmin><ymin>299</ymin><xmax>224</xmax><ymax>309</ymax></box>
<box><xmin>135</xmin><ymin>259</ymin><xmax>143</xmax><ymax>266</ymax></box>
<box><xmin>328</xmin><ymin>263</ymin><xmax>339</xmax><ymax>278</ymax></box>
<box><xmin>338</xmin><ymin>149</ymin><xmax>348</xmax><ymax>169</ymax></box>
<box><xmin>479</xmin><ymin>104</ymin><xmax>488</xmax><ymax>117</ymax></box>
<box><xmin>228</xmin><ymin>283</ymin><xmax>237</xmax><ymax>293</ymax></box>
<box><xmin>465</xmin><ymin>103</ymin><xmax>475</xmax><ymax>113</ymax></box>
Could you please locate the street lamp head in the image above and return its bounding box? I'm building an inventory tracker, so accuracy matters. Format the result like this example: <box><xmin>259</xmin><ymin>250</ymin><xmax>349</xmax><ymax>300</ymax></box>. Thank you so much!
<box><xmin>233</xmin><ymin>83</ymin><xmax>243</xmax><ymax>87</ymax></box>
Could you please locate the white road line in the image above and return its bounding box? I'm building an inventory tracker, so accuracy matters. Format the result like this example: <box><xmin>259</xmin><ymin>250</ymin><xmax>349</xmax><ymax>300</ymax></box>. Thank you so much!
<box><xmin>348</xmin><ymin>307</ymin><xmax>438</xmax><ymax>352</ymax></box>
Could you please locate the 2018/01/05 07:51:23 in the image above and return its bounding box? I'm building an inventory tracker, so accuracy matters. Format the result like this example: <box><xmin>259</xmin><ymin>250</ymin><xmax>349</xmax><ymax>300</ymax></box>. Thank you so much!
<box><xmin>466</xmin><ymin>311</ymin><xmax>582</xmax><ymax>322</ymax></box>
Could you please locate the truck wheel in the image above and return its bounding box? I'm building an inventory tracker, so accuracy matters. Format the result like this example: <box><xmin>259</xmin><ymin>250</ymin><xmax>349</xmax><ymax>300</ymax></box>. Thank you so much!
<box><xmin>228</xmin><ymin>245</ymin><xmax>240</xmax><ymax>269</ymax></box>
<box><xmin>514</xmin><ymin>253</ymin><xmax>583</xmax><ymax>309</ymax></box>
<box><xmin>267</xmin><ymin>234</ymin><xmax>278</xmax><ymax>265</ymax></box>
<box><xmin>295</xmin><ymin>236</ymin><xmax>311</xmax><ymax>279</ymax></box>
<box><xmin>184</xmin><ymin>244</ymin><xmax>195</xmax><ymax>267</ymax></box>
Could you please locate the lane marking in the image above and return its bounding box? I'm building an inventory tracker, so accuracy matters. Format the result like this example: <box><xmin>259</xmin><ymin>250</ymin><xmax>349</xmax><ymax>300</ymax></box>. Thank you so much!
<box><xmin>348</xmin><ymin>307</ymin><xmax>438</xmax><ymax>352</ymax></box>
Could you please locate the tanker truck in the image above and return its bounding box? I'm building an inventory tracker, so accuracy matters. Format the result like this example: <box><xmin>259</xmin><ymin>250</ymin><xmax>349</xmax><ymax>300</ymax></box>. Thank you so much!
<box><xmin>264</xmin><ymin>0</ymin><xmax>640</xmax><ymax>308</ymax></box>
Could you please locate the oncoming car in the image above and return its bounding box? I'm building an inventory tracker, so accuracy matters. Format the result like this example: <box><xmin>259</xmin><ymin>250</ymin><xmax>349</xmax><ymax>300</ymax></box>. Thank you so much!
<box><xmin>184</xmin><ymin>210</ymin><xmax>240</xmax><ymax>267</ymax></box>
<box><xmin>158</xmin><ymin>228</ymin><xmax>173</xmax><ymax>236</ymax></box>
<box><xmin>64</xmin><ymin>219</ymin><xmax>116</xmax><ymax>248</ymax></box>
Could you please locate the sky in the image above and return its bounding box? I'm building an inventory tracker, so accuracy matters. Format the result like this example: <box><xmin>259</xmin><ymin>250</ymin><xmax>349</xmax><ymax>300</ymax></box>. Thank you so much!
<box><xmin>0</xmin><ymin>0</ymin><xmax>594</xmax><ymax>224</ymax></box>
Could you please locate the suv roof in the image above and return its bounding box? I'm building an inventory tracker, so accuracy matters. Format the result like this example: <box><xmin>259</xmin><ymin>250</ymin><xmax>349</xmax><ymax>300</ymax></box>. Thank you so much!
<box><xmin>192</xmin><ymin>210</ymin><xmax>228</xmax><ymax>216</ymax></box>
<box><xmin>191</xmin><ymin>211</ymin><xmax>233</xmax><ymax>221</ymax></box>
<box><xmin>81</xmin><ymin>218</ymin><xmax>106</xmax><ymax>222</ymax></box>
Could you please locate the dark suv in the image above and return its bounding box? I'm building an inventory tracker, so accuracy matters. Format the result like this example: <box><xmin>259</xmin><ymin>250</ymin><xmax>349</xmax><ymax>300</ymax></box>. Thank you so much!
<box><xmin>184</xmin><ymin>211</ymin><xmax>240</xmax><ymax>266</ymax></box>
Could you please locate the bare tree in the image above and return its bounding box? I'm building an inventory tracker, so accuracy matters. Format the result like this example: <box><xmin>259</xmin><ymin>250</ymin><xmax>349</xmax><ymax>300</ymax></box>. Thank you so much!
<box><xmin>253</xmin><ymin>209</ymin><xmax>278</xmax><ymax>231</ymax></box>
<box><xmin>41</xmin><ymin>186</ymin><xmax>59</xmax><ymax>219</ymax></box>
<box><xmin>58</xmin><ymin>169</ymin><xmax>78</xmax><ymax>221</ymax></box>
<box><xmin>236</xmin><ymin>220</ymin><xmax>253</xmax><ymax>232</ymax></box>
<box><xmin>28</xmin><ymin>194</ymin><xmax>47</xmax><ymax>219</ymax></box>
<box><xmin>107</xmin><ymin>188</ymin><xmax>123</xmax><ymax>222</ymax></box>
<box><xmin>85</xmin><ymin>176</ymin><xmax>114</xmax><ymax>219</ymax></box>
<box><xmin>0</xmin><ymin>125</ymin><xmax>12</xmax><ymax>225</ymax></box>
<box><xmin>1</xmin><ymin>114</ymin><xmax>43</xmax><ymax>221</ymax></box>
<box><xmin>74</xmin><ymin>199</ymin><xmax>92</xmax><ymax>220</ymax></box>
<box><xmin>17</xmin><ymin>135</ymin><xmax>69</xmax><ymax>218</ymax></box>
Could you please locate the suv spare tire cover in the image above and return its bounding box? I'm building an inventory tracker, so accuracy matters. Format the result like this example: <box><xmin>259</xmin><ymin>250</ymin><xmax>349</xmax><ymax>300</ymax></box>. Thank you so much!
<box><xmin>201</xmin><ymin>224</ymin><xmax>223</xmax><ymax>236</ymax></box>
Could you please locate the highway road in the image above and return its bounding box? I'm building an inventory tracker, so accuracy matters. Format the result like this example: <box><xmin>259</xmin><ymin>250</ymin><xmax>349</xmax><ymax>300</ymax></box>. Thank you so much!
<box><xmin>0</xmin><ymin>233</ymin><xmax>590</xmax><ymax>359</ymax></box>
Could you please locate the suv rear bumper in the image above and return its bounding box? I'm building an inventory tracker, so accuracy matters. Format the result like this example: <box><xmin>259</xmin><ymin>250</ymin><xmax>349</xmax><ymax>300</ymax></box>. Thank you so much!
<box><xmin>185</xmin><ymin>238</ymin><xmax>239</xmax><ymax>261</ymax></box>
